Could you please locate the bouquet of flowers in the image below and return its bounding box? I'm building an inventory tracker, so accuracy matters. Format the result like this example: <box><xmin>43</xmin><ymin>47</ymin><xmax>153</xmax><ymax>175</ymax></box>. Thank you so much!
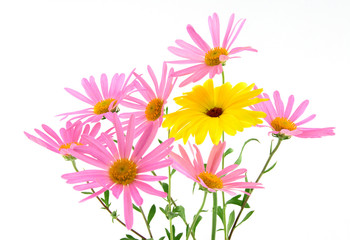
<box><xmin>25</xmin><ymin>13</ymin><xmax>335</xmax><ymax>240</ymax></box>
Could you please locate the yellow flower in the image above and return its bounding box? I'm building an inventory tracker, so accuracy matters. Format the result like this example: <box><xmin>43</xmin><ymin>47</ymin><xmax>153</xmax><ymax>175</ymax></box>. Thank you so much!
<box><xmin>162</xmin><ymin>79</ymin><xmax>267</xmax><ymax>145</ymax></box>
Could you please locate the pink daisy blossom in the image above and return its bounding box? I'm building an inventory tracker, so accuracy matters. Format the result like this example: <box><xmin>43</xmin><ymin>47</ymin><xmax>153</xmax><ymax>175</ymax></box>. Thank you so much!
<box><xmin>24</xmin><ymin>121</ymin><xmax>101</xmax><ymax>159</ymax></box>
<box><xmin>250</xmin><ymin>90</ymin><xmax>335</xmax><ymax>138</ymax></box>
<box><xmin>168</xmin><ymin>13</ymin><xmax>257</xmax><ymax>87</ymax></box>
<box><xmin>169</xmin><ymin>141</ymin><xmax>262</xmax><ymax>195</ymax></box>
<box><xmin>62</xmin><ymin>113</ymin><xmax>174</xmax><ymax>230</ymax></box>
<box><xmin>58</xmin><ymin>71</ymin><xmax>135</xmax><ymax>123</ymax></box>
<box><xmin>119</xmin><ymin>63</ymin><xmax>177</xmax><ymax>137</ymax></box>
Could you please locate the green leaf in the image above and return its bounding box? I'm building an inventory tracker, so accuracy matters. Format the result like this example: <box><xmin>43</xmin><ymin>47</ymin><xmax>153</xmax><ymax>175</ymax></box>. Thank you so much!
<box><xmin>125</xmin><ymin>234</ymin><xmax>138</xmax><ymax>240</ymax></box>
<box><xmin>263</xmin><ymin>161</ymin><xmax>277</xmax><ymax>174</ymax></box>
<box><xmin>103</xmin><ymin>190</ymin><xmax>110</xmax><ymax>205</ymax></box>
<box><xmin>192</xmin><ymin>215</ymin><xmax>202</xmax><ymax>233</ymax></box>
<box><xmin>175</xmin><ymin>232</ymin><xmax>183</xmax><ymax>240</ymax></box>
<box><xmin>217</xmin><ymin>206</ymin><xmax>224</xmax><ymax>224</ymax></box>
<box><xmin>227</xmin><ymin>210</ymin><xmax>235</xmax><ymax>232</ymax></box>
<box><xmin>159</xmin><ymin>237</ymin><xmax>166</xmax><ymax>240</ymax></box>
<box><xmin>171</xmin><ymin>168</ymin><xmax>177</xmax><ymax>176</ymax></box>
<box><xmin>226</xmin><ymin>195</ymin><xmax>250</xmax><ymax>208</ymax></box>
<box><xmin>132</xmin><ymin>204</ymin><xmax>141</xmax><ymax>213</ymax></box>
<box><xmin>236</xmin><ymin>211</ymin><xmax>254</xmax><ymax>228</ymax></box>
<box><xmin>235</xmin><ymin>138</ymin><xmax>260</xmax><ymax>165</ymax></box>
<box><xmin>162</xmin><ymin>183</ymin><xmax>169</xmax><ymax>194</ymax></box>
<box><xmin>158</xmin><ymin>139</ymin><xmax>163</xmax><ymax>144</ymax></box>
<box><xmin>165</xmin><ymin>228</ymin><xmax>170</xmax><ymax>240</ymax></box>
<box><xmin>81</xmin><ymin>191</ymin><xmax>93</xmax><ymax>195</ymax></box>
<box><xmin>174</xmin><ymin>206</ymin><xmax>186</xmax><ymax>222</ymax></box>
<box><xmin>147</xmin><ymin>204</ymin><xmax>156</xmax><ymax>224</ymax></box>
<box><xmin>223</xmin><ymin>148</ymin><xmax>234</xmax><ymax>158</ymax></box>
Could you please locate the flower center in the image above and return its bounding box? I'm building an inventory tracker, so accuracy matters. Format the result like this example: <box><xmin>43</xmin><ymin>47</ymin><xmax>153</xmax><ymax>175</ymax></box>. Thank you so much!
<box><xmin>270</xmin><ymin>117</ymin><xmax>297</xmax><ymax>131</ymax></box>
<box><xmin>93</xmin><ymin>98</ymin><xmax>117</xmax><ymax>115</ymax></box>
<box><xmin>59</xmin><ymin>142</ymin><xmax>83</xmax><ymax>151</ymax></box>
<box><xmin>204</xmin><ymin>47</ymin><xmax>229</xmax><ymax>66</ymax></box>
<box><xmin>198</xmin><ymin>172</ymin><xmax>223</xmax><ymax>189</ymax></box>
<box><xmin>145</xmin><ymin>98</ymin><xmax>164</xmax><ymax>121</ymax></box>
<box><xmin>109</xmin><ymin>159</ymin><xmax>137</xmax><ymax>185</ymax></box>
<box><xmin>206</xmin><ymin>107</ymin><xmax>223</xmax><ymax>117</ymax></box>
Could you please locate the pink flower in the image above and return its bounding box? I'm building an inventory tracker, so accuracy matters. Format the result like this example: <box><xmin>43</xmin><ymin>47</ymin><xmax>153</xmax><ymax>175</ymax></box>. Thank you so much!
<box><xmin>24</xmin><ymin>121</ymin><xmax>101</xmax><ymax>159</ymax></box>
<box><xmin>250</xmin><ymin>90</ymin><xmax>335</xmax><ymax>138</ymax></box>
<box><xmin>168</xmin><ymin>13</ymin><xmax>257</xmax><ymax>87</ymax></box>
<box><xmin>170</xmin><ymin>141</ymin><xmax>262</xmax><ymax>195</ymax></box>
<box><xmin>62</xmin><ymin>114</ymin><xmax>174</xmax><ymax>230</ymax></box>
<box><xmin>58</xmin><ymin>71</ymin><xmax>135</xmax><ymax>123</ymax></box>
<box><xmin>119</xmin><ymin>63</ymin><xmax>177</xmax><ymax>137</ymax></box>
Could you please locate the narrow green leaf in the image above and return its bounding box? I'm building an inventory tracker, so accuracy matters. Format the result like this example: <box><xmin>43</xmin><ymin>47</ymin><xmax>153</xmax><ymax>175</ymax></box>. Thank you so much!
<box><xmin>175</xmin><ymin>232</ymin><xmax>183</xmax><ymax>240</ymax></box>
<box><xmin>132</xmin><ymin>204</ymin><xmax>141</xmax><ymax>213</ymax></box>
<box><xmin>226</xmin><ymin>195</ymin><xmax>250</xmax><ymax>208</ymax></box>
<box><xmin>171</xmin><ymin>168</ymin><xmax>177</xmax><ymax>176</ymax></box>
<box><xmin>217</xmin><ymin>206</ymin><xmax>224</xmax><ymax>224</ymax></box>
<box><xmin>223</xmin><ymin>148</ymin><xmax>234</xmax><ymax>158</ymax></box>
<box><xmin>237</xmin><ymin>211</ymin><xmax>254</xmax><ymax>228</ymax></box>
<box><xmin>81</xmin><ymin>191</ymin><xmax>93</xmax><ymax>195</ymax></box>
<box><xmin>192</xmin><ymin>215</ymin><xmax>202</xmax><ymax>233</ymax></box>
<box><xmin>165</xmin><ymin>228</ymin><xmax>170</xmax><ymax>239</ymax></box>
<box><xmin>263</xmin><ymin>161</ymin><xmax>277</xmax><ymax>174</ymax></box>
<box><xmin>227</xmin><ymin>210</ymin><xmax>235</xmax><ymax>232</ymax></box>
<box><xmin>158</xmin><ymin>139</ymin><xmax>163</xmax><ymax>144</ymax></box>
<box><xmin>125</xmin><ymin>234</ymin><xmax>138</xmax><ymax>240</ymax></box>
<box><xmin>159</xmin><ymin>237</ymin><xmax>166</xmax><ymax>240</ymax></box>
<box><xmin>103</xmin><ymin>190</ymin><xmax>110</xmax><ymax>205</ymax></box>
<box><xmin>234</xmin><ymin>138</ymin><xmax>260</xmax><ymax>165</ymax></box>
<box><xmin>147</xmin><ymin>204</ymin><xmax>156</xmax><ymax>224</ymax></box>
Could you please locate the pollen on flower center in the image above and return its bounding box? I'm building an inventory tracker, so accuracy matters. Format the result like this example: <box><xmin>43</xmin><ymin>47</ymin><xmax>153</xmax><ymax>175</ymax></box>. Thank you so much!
<box><xmin>145</xmin><ymin>98</ymin><xmax>164</xmax><ymax>121</ymax></box>
<box><xmin>270</xmin><ymin>117</ymin><xmax>297</xmax><ymax>131</ymax></box>
<box><xmin>59</xmin><ymin>142</ymin><xmax>83</xmax><ymax>151</ymax></box>
<box><xmin>109</xmin><ymin>159</ymin><xmax>137</xmax><ymax>185</ymax></box>
<box><xmin>206</xmin><ymin>107</ymin><xmax>223</xmax><ymax>117</ymax></box>
<box><xmin>93</xmin><ymin>98</ymin><xmax>117</xmax><ymax>115</ymax></box>
<box><xmin>204</xmin><ymin>47</ymin><xmax>229</xmax><ymax>66</ymax></box>
<box><xmin>198</xmin><ymin>172</ymin><xmax>223</xmax><ymax>189</ymax></box>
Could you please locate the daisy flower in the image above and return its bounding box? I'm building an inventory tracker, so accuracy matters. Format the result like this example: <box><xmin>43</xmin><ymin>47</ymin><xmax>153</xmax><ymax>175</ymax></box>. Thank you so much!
<box><xmin>62</xmin><ymin>113</ymin><xmax>174</xmax><ymax>230</ymax></box>
<box><xmin>170</xmin><ymin>141</ymin><xmax>262</xmax><ymax>194</ymax></box>
<box><xmin>120</xmin><ymin>63</ymin><xmax>177</xmax><ymax>136</ymax></box>
<box><xmin>24</xmin><ymin>121</ymin><xmax>101</xmax><ymax>160</ymax></box>
<box><xmin>58</xmin><ymin>71</ymin><xmax>135</xmax><ymax>123</ymax></box>
<box><xmin>162</xmin><ymin>79</ymin><xmax>267</xmax><ymax>145</ymax></box>
<box><xmin>250</xmin><ymin>90</ymin><xmax>335</xmax><ymax>138</ymax></box>
<box><xmin>168</xmin><ymin>12</ymin><xmax>257</xmax><ymax>87</ymax></box>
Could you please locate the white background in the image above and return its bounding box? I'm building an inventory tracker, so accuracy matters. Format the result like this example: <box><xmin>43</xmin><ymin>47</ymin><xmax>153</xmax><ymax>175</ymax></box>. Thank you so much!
<box><xmin>1</xmin><ymin>0</ymin><xmax>349</xmax><ymax>239</ymax></box>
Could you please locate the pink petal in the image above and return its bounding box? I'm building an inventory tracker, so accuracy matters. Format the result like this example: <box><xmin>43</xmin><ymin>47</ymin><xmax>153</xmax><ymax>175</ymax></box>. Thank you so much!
<box><xmin>123</xmin><ymin>185</ymin><xmax>134</xmax><ymax>230</ymax></box>
<box><xmin>134</xmin><ymin>181</ymin><xmax>167</xmax><ymax>198</ymax></box>
<box><xmin>129</xmin><ymin>183</ymin><xmax>143</xmax><ymax>206</ymax></box>
<box><xmin>186</xmin><ymin>24</ymin><xmax>211</xmax><ymax>52</ymax></box>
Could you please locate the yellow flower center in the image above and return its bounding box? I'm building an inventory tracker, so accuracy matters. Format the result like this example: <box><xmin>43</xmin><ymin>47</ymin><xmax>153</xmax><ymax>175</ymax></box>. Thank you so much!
<box><xmin>198</xmin><ymin>172</ymin><xmax>223</xmax><ymax>189</ymax></box>
<box><xmin>270</xmin><ymin>117</ymin><xmax>297</xmax><ymax>131</ymax></box>
<box><xmin>206</xmin><ymin>107</ymin><xmax>223</xmax><ymax>117</ymax></box>
<box><xmin>59</xmin><ymin>142</ymin><xmax>83</xmax><ymax>151</ymax></box>
<box><xmin>109</xmin><ymin>159</ymin><xmax>137</xmax><ymax>185</ymax></box>
<box><xmin>145</xmin><ymin>98</ymin><xmax>164</xmax><ymax>121</ymax></box>
<box><xmin>204</xmin><ymin>47</ymin><xmax>229</xmax><ymax>66</ymax></box>
<box><xmin>93</xmin><ymin>98</ymin><xmax>117</xmax><ymax>115</ymax></box>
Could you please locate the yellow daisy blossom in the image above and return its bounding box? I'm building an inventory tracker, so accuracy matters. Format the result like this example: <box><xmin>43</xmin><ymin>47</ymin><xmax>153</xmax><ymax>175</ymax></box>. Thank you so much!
<box><xmin>162</xmin><ymin>79</ymin><xmax>267</xmax><ymax>145</ymax></box>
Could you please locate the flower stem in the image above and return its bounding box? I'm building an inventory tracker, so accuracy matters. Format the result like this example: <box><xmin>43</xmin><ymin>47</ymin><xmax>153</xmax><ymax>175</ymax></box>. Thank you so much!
<box><xmin>70</xmin><ymin>160</ymin><xmax>147</xmax><ymax>240</ymax></box>
<box><xmin>211</xmin><ymin>192</ymin><xmax>218</xmax><ymax>240</ymax></box>
<box><xmin>228</xmin><ymin>137</ymin><xmax>283</xmax><ymax>239</ymax></box>
<box><xmin>140</xmin><ymin>206</ymin><xmax>154</xmax><ymax>239</ymax></box>
<box><xmin>187</xmin><ymin>191</ymin><xmax>208</xmax><ymax>240</ymax></box>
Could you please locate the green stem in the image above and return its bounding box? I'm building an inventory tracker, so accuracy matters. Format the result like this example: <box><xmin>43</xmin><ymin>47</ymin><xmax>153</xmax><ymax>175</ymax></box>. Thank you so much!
<box><xmin>187</xmin><ymin>191</ymin><xmax>208</xmax><ymax>240</ymax></box>
<box><xmin>228</xmin><ymin>137</ymin><xmax>283</xmax><ymax>239</ymax></box>
<box><xmin>168</xmin><ymin>166</ymin><xmax>173</xmax><ymax>240</ymax></box>
<box><xmin>71</xmin><ymin>159</ymin><xmax>79</xmax><ymax>172</ymax></box>
<box><xmin>140</xmin><ymin>206</ymin><xmax>154</xmax><ymax>239</ymax></box>
<box><xmin>211</xmin><ymin>192</ymin><xmax>218</xmax><ymax>240</ymax></box>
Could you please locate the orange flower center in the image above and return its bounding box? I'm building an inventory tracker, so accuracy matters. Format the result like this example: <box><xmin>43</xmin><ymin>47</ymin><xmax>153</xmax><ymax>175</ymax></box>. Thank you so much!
<box><xmin>204</xmin><ymin>47</ymin><xmax>229</xmax><ymax>66</ymax></box>
<box><xmin>109</xmin><ymin>159</ymin><xmax>137</xmax><ymax>185</ymax></box>
<box><xmin>59</xmin><ymin>142</ymin><xmax>83</xmax><ymax>151</ymax></box>
<box><xmin>270</xmin><ymin>117</ymin><xmax>297</xmax><ymax>131</ymax></box>
<box><xmin>198</xmin><ymin>172</ymin><xmax>223</xmax><ymax>189</ymax></box>
<box><xmin>145</xmin><ymin>98</ymin><xmax>164</xmax><ymax>121</ymax></box>
<box><xmin>206</xmin><ymin>107</ymin><xmax>223</xmax><ymax>117</ymax></box>
<box><xmin>93</xmin><ymin>98</ymin><xmax>117</xmax><ymax>115</ymax></box>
